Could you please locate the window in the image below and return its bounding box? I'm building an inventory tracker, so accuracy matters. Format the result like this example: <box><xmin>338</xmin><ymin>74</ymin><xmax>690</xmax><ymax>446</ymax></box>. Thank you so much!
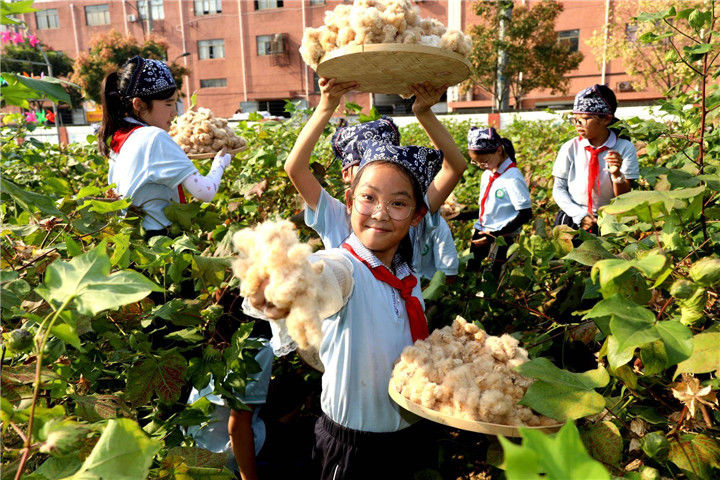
<box><xmin>256</xmin><ymin>34</ymin><xmax>284</xmax><ymax>56</ymax></box>
<box><xmin>557</xmin><ymin>29</ymin><xmax>579</xmax><ymax>52</ymax></box>
<box><xmin>310</xmin><ymin>0</ymin><xmax>325</xmax><ymax>4</ymax></box>
<box><xmin>195</xmin><ymin>0</ymin><xmax>221</xmax><ymax>15</ymax></box>
<box><xmin>313</xmin><ymin>73</ymin><xmax>320</xmax><ymax>93</ymax></box>
<box><xmin>85</xmin><ymin>4</ymin><xmax>110</xmax><ymax>26</ymax></box>
<box><xmin>137</xmin><ymin>0</ymin><xmax>164</xmax><ymax>20</ymax></box>
<box><xmin>200</xmin><ymin>78</ymin><xmax>227</xmax><ymax>88</ymax></box>
<box><xmin>35</xmin><ymin>9</ymin><xmax>59</xmax><ymax>29</ymax></box>
<box><xmin>198</xmin><ymin>39</ymin><xmax>225</xmax><ymax>59</ymax></box>
<box><xmin>254</xmin><ymin>0</ymin><xmax>283</xmax><ymax>10</ymax></box>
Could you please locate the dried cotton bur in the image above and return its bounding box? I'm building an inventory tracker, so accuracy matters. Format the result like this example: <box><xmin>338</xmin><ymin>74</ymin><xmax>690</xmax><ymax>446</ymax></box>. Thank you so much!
<box><xmin>169</xmin><ymin>107</ymin><xmax>246</xmax><ymax>155</ymax></box>
<box><xmin>390</xmin><ymin>316</ymin><xmax>556</xmax><ymax>427</ymax></box>
<box><xmin>231</xmin><ymin>220</ymin><xmax>348</xmax><ymax>350</ymax></box>
<box><xmin>300</xmin><ymin>0</ymin><xmax>473</xmax><ymax>69</ymax></box>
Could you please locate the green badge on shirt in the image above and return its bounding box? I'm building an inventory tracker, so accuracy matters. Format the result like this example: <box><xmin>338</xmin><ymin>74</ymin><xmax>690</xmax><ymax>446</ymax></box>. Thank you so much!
<box><xmin>496</xmin><ymin>189</ymin><xmax>506</xmax><ymax>199</ymax></box>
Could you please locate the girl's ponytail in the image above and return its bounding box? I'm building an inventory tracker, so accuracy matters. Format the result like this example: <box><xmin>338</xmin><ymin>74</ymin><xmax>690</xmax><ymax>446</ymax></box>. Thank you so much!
<box><xmin>500</xmin><ymin>137</ymin><xmax>516</xmax><ymax>163</ymax></box>
<box><xmin>98</xmin><ymin>71</ymin><xmax>130</xmax><ymax>157</ymax></box>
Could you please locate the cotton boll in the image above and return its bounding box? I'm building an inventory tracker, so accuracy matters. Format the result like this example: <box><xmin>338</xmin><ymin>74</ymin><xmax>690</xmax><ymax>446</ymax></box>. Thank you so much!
<box><xmin>337</xmin><ymin>26</ymin><xmax>356</xmax><ymax>47</ymax></box>
<box><xmin>420</xmin><ymin>35</ymin><xmax>441</xmax><ymax>48</ymax></box>
<box><xmin>397</xmin><ymin>27</ymin><xmax>421</xmax><ymax>44</ymax></box>
<box><xmin>441</xmin><ymin>30</ymin><xmax>473</xmax><ymax>57</ymax></box>
<box><xmin>319</xmin><ymin>29</ymin><xmax>338</xmax><ymax>52</ymax></box>
<box><xmin>500</xmin><ymin>334</ymin><xmax>520</xmax><ymax>359</ymax></box>
<box><xmin>381</xmin><ymin>24</ymin><xmax>398</xmax><ymax>43</ymax></box>
<box><xmin>485</xmin><ymin>336</ymin><xmax>510</xmax><ymax>363</ymax></box>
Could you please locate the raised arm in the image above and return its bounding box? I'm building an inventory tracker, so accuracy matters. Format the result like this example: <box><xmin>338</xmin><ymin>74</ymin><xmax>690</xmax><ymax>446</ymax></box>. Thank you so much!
<box><xmin>410</xmin><ymin>83</ymin><xmax>467</xmax><ymax>214</ymax></box>
<box><xmin>284</xmin><ymin>78</ymin><xmax>357</xmax><ymax>210</ymax></box>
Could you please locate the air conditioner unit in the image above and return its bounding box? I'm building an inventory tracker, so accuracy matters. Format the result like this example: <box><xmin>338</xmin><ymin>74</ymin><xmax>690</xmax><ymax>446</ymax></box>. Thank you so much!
<box><xmin>270</xmin><ymin>33</ymin><xmax>285</xmax><ymax>55</ymax></box>
<box><xmin>617</xmin><ymin>81</ymin><xmax>634</xmax><ymax>92</ymax></box>
<box><xmin>128</xmin><ymin>14</ymin><xmax>137</xmax><ymax>22</ymax></box>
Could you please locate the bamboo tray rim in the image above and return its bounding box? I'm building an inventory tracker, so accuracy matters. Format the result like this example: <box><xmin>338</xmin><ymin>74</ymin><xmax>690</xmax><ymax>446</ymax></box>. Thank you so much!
<box><xmin>388</xmin><ymin>385</ymin><xmax>563</xmax><ymax>437</ymax></box>
<box><xmin>186</xmin><ymin>145</ymin><xmax>246</xmax><ymax>160</ymax></box>
<box><xmin>318</xmin><ymin>43</ymin><xmax>472</xmax><ymax>69</ymax></box>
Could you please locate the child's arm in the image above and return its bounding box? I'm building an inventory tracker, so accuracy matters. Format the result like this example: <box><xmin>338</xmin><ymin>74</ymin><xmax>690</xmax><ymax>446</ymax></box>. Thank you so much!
<box><xmin>285</xmin><ymin>78</ymin><xmax>357</xmax><ymax>210</ymax></box>
<box><xmin>411</xmin><ymin>83</ymin><xmax>467</xmax><ymax>214</ymax></box>
<box><xmin>606</xmin><ymin>150</ymin><xmax>631</xmax><ymax>196</ymax></box>
<box><xmin>228</xmin><ymin>408</ymin><xmax>258</xmax><ymax>480</ymax></box>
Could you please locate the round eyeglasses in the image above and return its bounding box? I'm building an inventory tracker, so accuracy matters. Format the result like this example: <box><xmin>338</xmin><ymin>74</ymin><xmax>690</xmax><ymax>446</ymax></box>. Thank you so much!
<box><xmin>353</xmin><ymin>194</ymin><xmax>415</xmax><ymax>221</ymax></box>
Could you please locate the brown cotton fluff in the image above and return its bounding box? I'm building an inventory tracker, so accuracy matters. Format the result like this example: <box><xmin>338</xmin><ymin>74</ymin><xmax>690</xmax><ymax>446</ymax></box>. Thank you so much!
<box><xmin>169</xmin><ymin>107</ymin><xmax>246</xmax><ymax>155</ymax></box>
<box><xmin>231</xmin><ymin>220</ymin><xmax>350</xmax><ymax>350</ymax></box>
<box><xmin>390</xmin><ymin>316</ymin><xmax>556</xmax><ymax>427</ymax></box>
<box><xmin>299</xmin><ymin>0</ymin><xmax>474</xmax><ymax>69</ymax></box>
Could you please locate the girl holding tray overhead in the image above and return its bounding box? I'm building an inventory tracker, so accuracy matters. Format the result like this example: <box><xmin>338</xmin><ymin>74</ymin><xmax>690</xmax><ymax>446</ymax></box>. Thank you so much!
<box><xmin>552</xmin><ymin>84</ymin><xmax>639</xmax><ymax>234</ymax></box>
<box><xmin>466</xmin><ymin>127</ymin><xmax>532</xmax><ymax>276</ymax></box>
<box><xmin>304</xmin><ymin>115</ymin><xmax>460</xmax><ymax>283</ymax></box>
<box><xmin>294</xmin><ymin>85</ymin><xmax>465</xmax><ymax>279</ymax></box>
<box><xmin>99</xmin><ymin>55</ymin><xmax>233</xmax><ymax>238</ymax></box>
<box><xmin>244</xmin><ymin>77</ymin><xmax>466</xmax><ymax>479</ymax></box>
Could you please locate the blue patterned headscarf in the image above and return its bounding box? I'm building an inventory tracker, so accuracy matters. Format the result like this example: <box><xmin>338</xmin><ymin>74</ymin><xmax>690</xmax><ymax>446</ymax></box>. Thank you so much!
<box><xmin>358</xmin><ymin>143</ymin><xmax>443</xmax><ymax>200</ymax></box>
<box><xmin>122</xmin><ymin>56</ymin><xmax>176</xmax><ymax>99</ymax></box>
<box><xmin>332</xmin><ymin>116</ymin><xmax>400</xmax><ymax>170</ymax></box>
<box><xmin>572</xmin><ymin>84</ymin><xmax>616</xmax><ymax>117</ymax></box>
<box><xmin>467</xmin><ymin>127</ymin><xmax>502</xmax><ymax>152</ymax></box>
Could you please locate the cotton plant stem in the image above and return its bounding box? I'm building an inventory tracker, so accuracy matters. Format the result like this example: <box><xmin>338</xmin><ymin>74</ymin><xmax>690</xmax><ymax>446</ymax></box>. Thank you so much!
<box><xmin>15</xmin><ymin>297</ymin><xmax>72</xmax><ymax>480</ymax></box>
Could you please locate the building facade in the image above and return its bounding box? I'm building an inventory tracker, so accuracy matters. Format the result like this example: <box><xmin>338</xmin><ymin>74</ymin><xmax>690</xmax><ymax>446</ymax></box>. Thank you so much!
<box><xmin>22</xmin><ymin>0</ymin><xmax>662</xmax><ymax>120</ymax></box>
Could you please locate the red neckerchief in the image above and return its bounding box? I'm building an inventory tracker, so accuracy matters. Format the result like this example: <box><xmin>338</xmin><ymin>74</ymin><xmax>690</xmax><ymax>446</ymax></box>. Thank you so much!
<box><xmin>341</xmin><ymin>243</ymin><xmax>428</xmax><ymax>342</ymax></box>
<box><xmin>111</xmin><ymin>126</ymin><xmax>187</xmax><ymax>204</ymax></box>
<box><xmin>584</xmin><ymin>145</ymin><xmax>609</xmax><ymax>214</ymax></box>
<box><xmin>479</xmin><ymin>161</ymin><xmax>517</xmax><ymax>224</ymax></box>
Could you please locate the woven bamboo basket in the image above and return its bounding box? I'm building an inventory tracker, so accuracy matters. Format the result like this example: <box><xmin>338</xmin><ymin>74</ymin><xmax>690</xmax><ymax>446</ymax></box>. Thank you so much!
<box><xmin>316</xmin><ymin>43</ymin><xmax>471</xmax><ymax>95</ymax></box>
<box><xmin>388</xmin><ymin>385</ymin><xmax>563</xmax><ymax>437</ymax></box>
<box><xmin>186</xmin><ymin>145</ymin><xmax>246</xmax><ymax>160</ymax></box>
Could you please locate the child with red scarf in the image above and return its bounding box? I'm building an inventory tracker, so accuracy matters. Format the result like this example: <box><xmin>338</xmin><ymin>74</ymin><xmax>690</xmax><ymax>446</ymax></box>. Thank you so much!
<box><xmin>552</xmin><ymin>84</ymin><xmax>639</xmax><ymax>234</ymax></box>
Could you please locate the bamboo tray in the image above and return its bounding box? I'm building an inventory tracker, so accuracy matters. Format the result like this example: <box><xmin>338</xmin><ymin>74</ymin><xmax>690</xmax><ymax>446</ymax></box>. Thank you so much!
<box><xmin>388</xmin><ymin>385</ymin><xmax>563</xmax><ymax>437</ymax></box>
<box><xmin>187</xmin><ymin>145</ymin><xmax>246</xmax><ymax>160</ymax></box>
<box><xmin>316</xmin><ymin>43</ymin><xmax>472</xmax><ymax>95</ymax></box>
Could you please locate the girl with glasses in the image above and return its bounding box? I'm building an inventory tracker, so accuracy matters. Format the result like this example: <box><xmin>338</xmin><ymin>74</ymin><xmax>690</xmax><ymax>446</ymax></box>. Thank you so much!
<box><xmin>466</xmin><ymin>127</ymin><xmax>532</xmax><ymax>277</ymax></box>
<box><xmin>244</xmin><ymin>77</ymin><xmax>466</xmax><ymax>479</ymax></box>
<box><xmin>552</xmin><ymin>84</ymin><xmax>639</xmax><ymax>234</ymax></box>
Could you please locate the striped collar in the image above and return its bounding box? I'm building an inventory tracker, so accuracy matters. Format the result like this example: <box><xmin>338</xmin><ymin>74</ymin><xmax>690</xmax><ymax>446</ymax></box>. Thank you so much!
<box><xmin>345</xmin><ymin>233</ymin><xmax>412</xmax><ymax>279</ymax></box>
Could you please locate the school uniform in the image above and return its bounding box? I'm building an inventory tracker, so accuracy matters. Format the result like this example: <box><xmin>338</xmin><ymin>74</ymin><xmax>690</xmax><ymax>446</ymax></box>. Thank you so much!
<box><xmin>552</xmin><ymin>131</ymin><xmax>639</xmax><ymax>227</ymax></box>
<box><xmin>469</xmin><ymin>158</ymin><xmax>531</xmax><ymax>272</ymax></box>
<box><xmin>108</xmin><ymin>121</ymin><xmax>197</xmax><ymax>233</ymax></box>
<box><xmin>304</xmin><ymin>187</ymin><xmax>459</xmax><ymax>280</ymax></box>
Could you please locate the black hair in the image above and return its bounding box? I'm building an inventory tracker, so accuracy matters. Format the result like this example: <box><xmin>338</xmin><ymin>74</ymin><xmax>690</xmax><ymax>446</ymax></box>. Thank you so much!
<box><xmin>500</xmin><ymin>137</ymin><xmax>516</xmax><ymax>162</ymax></box>
<box><xmin>97</xmin><ymin>57</ymin><xmax>177</xmax><ymax>157</ymax></box>
<box><xmin>349</xmin><ymin>160</ymin><xmax>424</xmax><ymax>268</ymax></box>
<box><xmin>594</xmin><ymin>84</ymin><xmax>633</xmax><ymax>141</ymax></box>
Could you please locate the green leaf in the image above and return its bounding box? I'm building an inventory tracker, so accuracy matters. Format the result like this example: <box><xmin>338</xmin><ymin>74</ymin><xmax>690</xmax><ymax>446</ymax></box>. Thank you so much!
<box><xmin>30</xmin><ymin>455</ymin><xmax>83</xmax><ymax>480</ymax></box>
<box><xmin>563</xmin><ymin>238</ymin><xmax>614</xmax><ymax>266</ymax></box>
<box><xmin>62</xmin><ymin>418</ymin><xmax>161</xmax><ymax>480</ymax></box>
<box><xmin>668</xmin><ymin>434</ymin><xmax>720</xmax><ymax>480</ymax></box>
<box><xmin>1</xmin><ymin>177</ymin><xmax>64</xmax><ymax>217</ymax></box>
<box><xmin>191</xmin><ymin>255</ymin><xmax>231</xmax><ymax>288</ymax></box>
<box><xmin>125</xmin><ymin>352</ymin><xmax>187</xmax><ymax>406</ymax></box>
<box><xmin>49</xmin><ymin>323</ymin><xmax>82</xmax><ymax>351</ymax></box>
<box><xmin>422</xmin><ymin>270</ymin><xmax>447</xmax><ymax>301</ymax></box>
<box><xmin>36</xmin><ymin>244</ymin><xmax>161</xmax><ymax>316</ymax></box>
<box><xmin>642</xmin><ymin>431</ymin><xmax>670</xmax><ymax>462</ymax></box>
<box><xmin>0</xmin><ymin>0</ymin><xmax>36</xmax><ymax>24</ymax></box>
<box><xmin>516</xmin><ymin>358</ymin><xmax>609</xmax><ymax>421</ymax></box>
<box><xmin>77</xmin><ymin>198</ymin><xmax>131</xmax><ymax>214</ymax></box>
<box><xmin>689</xmin><ymin>257</ymin><xmax>720</xmax><ymax>287</ymax></box>
<box><xmin>498</xmin><ymin>436</ymin><xmax>542</xmax><ymax>480</ymax></box>
<box><xmin>675</xmin><ymin>332</ymin><xmax>720</xmax><ymax>377</ymax></box>
<box><xmin>72</xmin><ymin>394</ymin><xmax>132</xmax><ymax>422</ymax></box>
<box><xmin>12</xmin><ymin>74</ymin><xmax>72</xmax><ymax>105</ymax></box>
<box><xmin>502</xmin><ymin>422</ymin><xmax>610</xmax><ymax>480</ymax></box>
<box><xmin>165</xmin><ymin>447</ymin><xmax>229</xmax><ymax>469</ymax></box>
<box><xmin>580</xmin><ymin>421</ymin><xmax>623</xmax><ymax>468</ymax></box>
<box><xmin>654</xmin><ymin>320</ymin><xmax>692</xmax><ymax>366</ymax></box>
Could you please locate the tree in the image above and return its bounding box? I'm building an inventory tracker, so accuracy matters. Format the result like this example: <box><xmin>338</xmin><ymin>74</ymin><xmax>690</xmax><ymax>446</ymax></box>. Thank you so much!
<box><xmin>586</xmin><ymin>0</ymin><xmax>705</xmax><ymax>95</ymax></box>
<box><xmin>71</xmin><ymin>30</ymin><xmax>189</xmax><ymax>104</ymax></box>
<box><xmin>467</xmin><ymin>0</ymin><xmax>583</xmax><ymax>111</ymax></box>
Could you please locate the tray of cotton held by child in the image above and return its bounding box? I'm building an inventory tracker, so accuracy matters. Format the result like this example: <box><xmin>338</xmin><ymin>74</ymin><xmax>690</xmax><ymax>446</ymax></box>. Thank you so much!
<box><xmin>170</xmin><ymin>107</ymin><xmax>246</xmax><ymax>159</ymax></box>
<box><xmin>300</xmin><ymin>0</ymin><xmax>473</xmax><ymax>96</ymax></box>
<box><xmin>389</xmin><ymin>316</ymin><xmax>563</xmax><ymax>437</ymax></box>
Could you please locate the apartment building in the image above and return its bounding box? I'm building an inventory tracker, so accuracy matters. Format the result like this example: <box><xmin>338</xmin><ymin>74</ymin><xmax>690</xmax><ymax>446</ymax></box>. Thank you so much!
<box><xmin>22</xmin><ymin>0</ymin><xmax>662</xmax><ymax>119</ymax></box>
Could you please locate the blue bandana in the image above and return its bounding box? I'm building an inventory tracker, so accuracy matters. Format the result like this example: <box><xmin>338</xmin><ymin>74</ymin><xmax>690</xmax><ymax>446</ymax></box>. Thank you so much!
<box><xmin>359</xmin><ymin>143</ymin><xmax>443</xmax><ymax>198</ymax></box>
<box><xmin>122</xmin><ymin>56</ymin><xmax>176</xmax><ymax>99</ymax></box>
<box><xmin>332</xmin><ymin>116</ymin><xmax>400</xmax><ymax>170</ymax></box>
<box><xmin>573</xmin><ymin>85</ymin><xmax>614</xmax><ymax>116</ymax></box>
<box><xmin>467</xmin><ymin>127</ymin><xmax>502</xmax><ymax>152</ymax></box>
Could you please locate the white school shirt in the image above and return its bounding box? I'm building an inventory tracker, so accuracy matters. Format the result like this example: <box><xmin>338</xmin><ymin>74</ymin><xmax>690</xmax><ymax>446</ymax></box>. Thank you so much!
<box><xmin>319</xmin><ymin>234</ymin><xmax>422</xmax><ymax>432</ymax></box>
<box><xmin>474</xmin><ymin>158</ymin><xmax>532</xmax><ymax>232</ymax></box>
<box><xmin>108</xmin><ymin>125</ymin><xmax>197</xmax><ymax>230</ymax></box>
<box><xmin>552</xmin><ymin>131</ymin><xmax>639</xmax><ymax>224</ymax></box>
<box><xmin>304</xmin><ymin>187</ymin><xmax>459</xmax><ymax>279</ymax></box>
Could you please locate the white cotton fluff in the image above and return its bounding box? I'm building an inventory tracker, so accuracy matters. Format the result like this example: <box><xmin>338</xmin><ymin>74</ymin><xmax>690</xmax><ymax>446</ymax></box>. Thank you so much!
<box><xmin>390</xmin><ymin>316</ymin><xmax>556</xmax><ymax>426</ymax></box>
<box><xmin>231</xmin><ymin>220</ymin><xmax>347</xmax><ymax>350</ymax></box>
<box><xmin>299</xmin><ymin>0</ymin><xmax>474</xmax><ymax>69</ymax></box>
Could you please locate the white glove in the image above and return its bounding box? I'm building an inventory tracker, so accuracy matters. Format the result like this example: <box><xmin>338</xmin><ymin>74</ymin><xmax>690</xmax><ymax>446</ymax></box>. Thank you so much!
<box><xmin>211</xmin><ymin>150</ymin><xmax>232</xmax><ymax>171</ymax></box>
